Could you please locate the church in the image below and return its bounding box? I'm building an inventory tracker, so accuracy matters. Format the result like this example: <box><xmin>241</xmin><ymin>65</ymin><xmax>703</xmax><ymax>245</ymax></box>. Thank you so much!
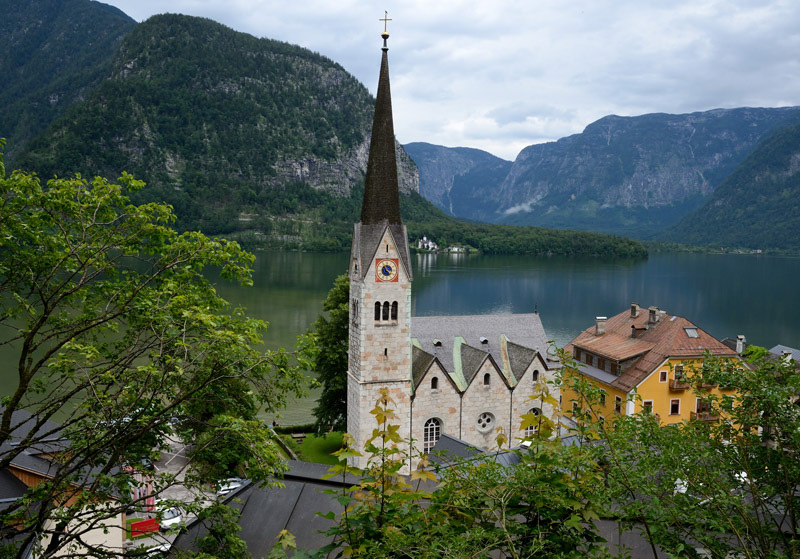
<box><xmin>346</xmin><ymin>28</ymin><xmax>558</xmax><ymax>470</ymax></box>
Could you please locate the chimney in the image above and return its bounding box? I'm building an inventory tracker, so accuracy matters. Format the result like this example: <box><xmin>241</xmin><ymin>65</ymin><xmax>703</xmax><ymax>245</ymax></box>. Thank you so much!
<box><xmin>595</xmin><ymin>317</ymin><xmax>607</xmax><ymax>336</ymax></box>
<box><xmin>736</xmin><ymin>335</ymin><xmax>746</xmax><ymax>354</ymax></box>
<box><xmin>782</xmin><ymin>350</ymin><xmax>794</xmax><ymax>365</ymax></box>
<box><xmin>631</xmin><ymin>325</ymin><xmax>637</xmax><ymax>339</ymax></box>
<box><xmin>631</xmin><ymin>303</ymin><xmax>640</xmax><ymax>318</ymax></box>
<box><xmin>648</xmin><ymin>306</ymin><xmax>659</xmax><ymax>326</ymax></box>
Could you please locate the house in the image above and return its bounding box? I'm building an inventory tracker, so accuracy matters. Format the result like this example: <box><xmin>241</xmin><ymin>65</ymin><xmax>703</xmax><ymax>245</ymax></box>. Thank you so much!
<box><xmin>562</xmin><ymin>303</ymin><xmax>742</xmax><ymax>424</ymax></box>
<box><xmin>416</xmin><ymin>235</ymin><xmax>438</xmax><ymax>251</ymax></box>
<box><xmin>0</xmin><ymin>408</ymin><xmax>149</xmax><ymax>556</ymax></box>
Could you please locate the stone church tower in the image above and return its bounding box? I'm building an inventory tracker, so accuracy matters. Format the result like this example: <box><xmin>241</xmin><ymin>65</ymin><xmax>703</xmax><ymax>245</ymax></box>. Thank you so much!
<box><xmin>346</xmin><ymin>29</ymin><xmax>413</xmax><ymax>470</ymax></box>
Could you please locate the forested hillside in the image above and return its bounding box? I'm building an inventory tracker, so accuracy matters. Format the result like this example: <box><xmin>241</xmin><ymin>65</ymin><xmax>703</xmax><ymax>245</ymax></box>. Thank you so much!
<box><xmin>659</xmin><ymin>121</ymin><xmax>800</xmax><ymax>251</ymax></box>
<box><xmin>12</xmin><ymin>12</ymin><xmax>645</xmax><ymax>258</ymax></box>
<box><xmin>15</xmin><ymin>14</ymin><xmax>419</xmax><ymax>233</ymax></box>
<box><xmin>0</xmin><ymin>0</ymin><xmax>135</xmax><ymax>165</ymax></box>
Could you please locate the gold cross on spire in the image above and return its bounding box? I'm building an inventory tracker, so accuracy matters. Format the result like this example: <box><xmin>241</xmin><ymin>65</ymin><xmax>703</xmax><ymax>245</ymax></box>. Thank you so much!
<box><xmin>380</xmin><ymin>11</ymin><xmax>391</xmax><ymax>33</ymax></box>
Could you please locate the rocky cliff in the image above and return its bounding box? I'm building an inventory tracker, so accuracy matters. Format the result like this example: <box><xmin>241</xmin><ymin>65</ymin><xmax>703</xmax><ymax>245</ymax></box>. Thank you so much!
<box><xmin>660</xmin><ymin>120</ymin><xmax>800</xmax><ymax>251</ymax></box>
<box><xmin>404</xmin><ymin>142</ymin><xmax>509</xmax><ymax>217</ymax></box>
<box><xmin>417</xmin><ymin>107</ymin><xmax>800</xmax><ymax>238</ymax></box>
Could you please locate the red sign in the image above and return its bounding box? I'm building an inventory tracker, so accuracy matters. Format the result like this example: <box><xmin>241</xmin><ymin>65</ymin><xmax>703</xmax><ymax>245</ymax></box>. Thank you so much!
<box><xmin>130</xmin><ymin>518</ymin><xmax>159</xmax><ymax>537</ymax></box>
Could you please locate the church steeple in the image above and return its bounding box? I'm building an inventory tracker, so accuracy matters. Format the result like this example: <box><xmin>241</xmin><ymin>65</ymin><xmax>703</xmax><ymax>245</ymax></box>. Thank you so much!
<box><xmin>361</xmin><ymin>24</ymin><xmax>402</xmax><ymax>225</ymax></box>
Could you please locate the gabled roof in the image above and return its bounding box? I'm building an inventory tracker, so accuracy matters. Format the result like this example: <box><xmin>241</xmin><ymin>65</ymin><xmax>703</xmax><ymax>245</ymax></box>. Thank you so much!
<box><xmin>769</xmin><ymin>344</ymin><xmax>800</xmax><ymax>363</ymax></box>
<box><xmin>411</xmin><ymin>345</ymin><xmax>436</xmax><ymax>391</ymax></box>
<box><xmin>352</xmin><ymin>222</ymin><xmax>412</xmax><ymax>282</ymax></box>
<box><xmin>459</xmin><ymin>340</ymin><xmax>490</xmax><ymax>388</ymax></box>
<box><xmin>410</xmin><ymin>313</ymin><xmax>550</xmax><ymax>396</ymax></box>
<box><xmin>412</xmin><ymin>313</ymin><xmax>548</xmax><ymax>372</ymax></box>
<box><xmin>567</xmin><ymin>306</ymin><xmax>737</xmax><ymax>392</ymax></box>
<box><xmin>503</xmin><ymin>339</ymin><xmax>538</xmax><ymax>386</ymax></box>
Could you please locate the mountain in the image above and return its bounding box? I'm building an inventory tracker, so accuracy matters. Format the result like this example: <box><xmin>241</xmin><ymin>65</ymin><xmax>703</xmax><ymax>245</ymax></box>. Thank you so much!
<box><xmin>9</xmin><ymin>11</ymin><xmax>645</xmax><ymax>258</ymax></box>
<box><xmin>404</xmin><ymin>143</ymin><xmax>511</xmax><ymax>218</ymax></box>
<box><xmin>659</xmin><ymin>121</ymin><xmax>800</xmax><ymax>251</ymax></box>
<box><xmin>0</xmin><ymin>0</ymin><xmax>135</xmax><ymax>165</ymax></box>
<box><xmin>419</xmin><ymin>108</ymin><xmax>800</xmax><ymax>239</ymax></box>
<box><xmin>15</xmin><ymin>14</ymin><xmax>419</xmax><ymax>233</ymax></box>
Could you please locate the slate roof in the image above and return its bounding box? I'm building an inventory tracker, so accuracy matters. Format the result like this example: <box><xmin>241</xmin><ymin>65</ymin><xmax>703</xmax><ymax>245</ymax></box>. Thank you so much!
<box><xmin>566</xmin><ymin>306</ymin><xmax>738</xmax><ymax>392</ymax></box>
<box><xmin>459</xmin><ymin>341</ymin><xmax>490</xmax><ymax>388</ymax></box>
<box><xmin>352</xmin><ymin>222</ymin><xmax>413</xmax><ymax>282</ymax></box>
<box><xmin>170</xmin><ymin>460</ymin><xmax>359</xmax><ymax>557</ymax></box>
<box><xmin>410</xmin><ymin>313</ymin><xmax>551</xmax><ymax>394</ymax></box>
<box><xmin>0</xmin><ymin>470</ymin><xmax>27</xmax><ymax>501</ymax></box>
<box><xmin>361</xmin><ymin>45</ymin><xmax>401</xmax><ymax>226</ymax></box>
<box><xmin>428</xmin><ymin>434</ymin><xmax>482</xmax><ymax>464</ymax></box>
<box><xmin>1</xmin><ymin>408</ymin><xmax>68</xmax><ymax>479</ymax></box>
<box><xmin>769</xmin><ymin>344</ymin><xmax>800</xmax><ymax>363</ymax></box>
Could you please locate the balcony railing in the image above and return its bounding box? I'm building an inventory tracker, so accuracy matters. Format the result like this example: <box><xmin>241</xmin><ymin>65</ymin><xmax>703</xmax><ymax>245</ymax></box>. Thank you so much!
<box><xmin>669</xmin><ymin>378</ymin><xmax>689</xmax><ymax>391</ymax></box>
<box><xmin>690</xmin><ymin>411</ymin><xmax>719</xmax><ymax>423</ymax></box>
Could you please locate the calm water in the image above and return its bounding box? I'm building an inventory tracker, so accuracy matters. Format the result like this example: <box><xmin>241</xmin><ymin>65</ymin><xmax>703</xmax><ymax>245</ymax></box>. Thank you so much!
<box><xmin>3</xmin><ymin>251</ymin><xmax>799</xmax><ymax>424</ymax></box>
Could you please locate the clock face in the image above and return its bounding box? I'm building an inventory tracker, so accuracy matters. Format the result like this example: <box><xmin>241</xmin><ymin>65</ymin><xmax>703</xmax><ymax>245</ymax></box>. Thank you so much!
<box><xmin>375</xmin><ymin>258</ymin><xmax>399</xmax><ymax>282</ymax></box>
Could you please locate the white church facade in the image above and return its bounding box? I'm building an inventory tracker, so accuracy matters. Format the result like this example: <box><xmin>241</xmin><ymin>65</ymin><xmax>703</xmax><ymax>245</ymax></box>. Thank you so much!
<box><xmin>346</xmin><ymin>29</ymin><xmax>559</xmax><ymax>471</ymax></box>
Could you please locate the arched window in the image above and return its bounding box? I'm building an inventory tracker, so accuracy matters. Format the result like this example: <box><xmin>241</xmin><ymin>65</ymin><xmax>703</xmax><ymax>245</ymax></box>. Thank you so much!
<box><xmin>524</xmin><ymin>408</ymin><xmax>542</xmax><ymax>438</ymax></box>
<box><xmin>374</xmin><ymin>302</ymin><xmax>381</xmax><ymax>321</ymax></box>
<box><xmin>423</xmin><ymin>418</ymin><xmax>441</xmax><ymax>453</ymax></box>
<box><xmin>431</xmin><ymin>377</ymin><xmax>439</xmax><ymax>390</ymax></box>
<box><xmin>382</xmin><ymin>301</ymin><xmax>390</xmax><ymax>321</ymax></box>
<box><xmin>532</xmin><ymin>369</ymin><xmax>539</xmax><ymax>382</ymax></box>
<box><xmin>483</xmin><ymin>373</ymin><xmax>491</xmax><ymax>386</ymax></box>
<box><xmin>391</xmin><ymin>301</ymin><xmax>398</xmax><ymax>320</ymax></box>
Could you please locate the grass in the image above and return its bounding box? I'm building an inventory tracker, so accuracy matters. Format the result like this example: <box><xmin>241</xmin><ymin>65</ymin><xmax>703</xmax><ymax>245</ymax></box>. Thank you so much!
<box><xmin>299</xmin><ymin>432</ymin><xmax>343</xmax><ymax>465</ymax></box>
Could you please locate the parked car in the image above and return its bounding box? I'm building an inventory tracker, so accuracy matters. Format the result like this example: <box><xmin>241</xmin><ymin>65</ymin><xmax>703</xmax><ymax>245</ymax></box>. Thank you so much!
<box><xmin>157</xmin><ymin>507</ymin><xmax>183</xmax><ymax>532</ymax></box>
<box><xmin>214</xmin><ymin>477</ymin><xmax>244</xmax><ymax>497</ymax></box>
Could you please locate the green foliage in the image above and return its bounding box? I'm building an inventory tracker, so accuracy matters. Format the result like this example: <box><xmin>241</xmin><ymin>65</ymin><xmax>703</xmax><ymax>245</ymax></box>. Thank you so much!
<box><xmin>300</xmin><ymin>274</ymin><xmax>350</xmax><ymax>433</ymax></box>
<box><xmin>190</xmin><ymin>502</ymin><xmax>251</xmax><ymax>559</ymax></box>
<box><xmin>271</xmin><ymin>386</ymin><xmax>610</xmax><ymax>558</ymax></box>
<box><xmin>15</xmin><ymin>13</ymin><xmax>373</xmax><ymax>234</ymax></box>
<box><xmin>562</xmin><ymin>348</ymin><xmax>800</xmax><ymax>559</ymax></box>
<box><xmin>0</xmin><ymin>155</ymin><xmax>303</xmax><ymax>556</ymax></box>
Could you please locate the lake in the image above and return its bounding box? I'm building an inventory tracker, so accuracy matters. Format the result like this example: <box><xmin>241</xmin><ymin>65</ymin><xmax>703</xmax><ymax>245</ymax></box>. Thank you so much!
<box><xmin>225</xmin><ymin>250</ymin><xmax>799</xmax><ymax>424</ymax></box>
<box><xmin>3</xmin><ymin>250</ymin><xmax>799</xmax><ymax>424</ymax></box>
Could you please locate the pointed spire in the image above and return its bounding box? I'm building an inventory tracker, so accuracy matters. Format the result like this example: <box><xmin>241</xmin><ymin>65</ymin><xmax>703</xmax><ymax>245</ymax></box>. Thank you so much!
<box><xmin>361</xmin><ymin>23</ymin><xmax>401</xmax><ymax>225</ymax></box>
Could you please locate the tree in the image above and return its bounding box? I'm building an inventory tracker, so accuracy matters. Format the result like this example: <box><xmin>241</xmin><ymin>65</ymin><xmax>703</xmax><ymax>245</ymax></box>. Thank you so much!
<box><xmin>301</xmin><ymin>274</ymin><xmax>349</xmax><ymax>433</ymax></box>
<box><xmin>563</xmin><ymin>348</ymin><xmax>800</xmax><ymax>559</ymax></box>
<box><xmin>0</xmin><ymin>147</ymin><xmax>304</xmax><ymax>557</ymax></box>
<box><xmin>275</xmin><ymin>384</ymin><xmax>610</xmax><ymax>559</ymax></box>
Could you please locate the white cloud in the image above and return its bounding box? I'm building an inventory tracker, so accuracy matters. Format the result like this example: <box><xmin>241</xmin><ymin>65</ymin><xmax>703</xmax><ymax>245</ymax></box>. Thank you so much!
<box><xmin>102</xmin><ymin>0</ymin><xmax>800</xmax><ymax>160</ymax></box>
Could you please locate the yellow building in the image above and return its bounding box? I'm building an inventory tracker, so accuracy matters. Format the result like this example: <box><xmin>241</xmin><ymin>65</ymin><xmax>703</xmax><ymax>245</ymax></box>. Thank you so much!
<box><xmin>562</xmin><ymin>303</ymin><xmax>740</xmax><ymax>424</ymax></box>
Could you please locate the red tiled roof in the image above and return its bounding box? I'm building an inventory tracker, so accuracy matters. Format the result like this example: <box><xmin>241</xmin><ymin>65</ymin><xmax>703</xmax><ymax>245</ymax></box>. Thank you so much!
<box><xmin>566</xmin><ymin>306</ymin><xmax>737</xmax><ymax>392</ymax></box>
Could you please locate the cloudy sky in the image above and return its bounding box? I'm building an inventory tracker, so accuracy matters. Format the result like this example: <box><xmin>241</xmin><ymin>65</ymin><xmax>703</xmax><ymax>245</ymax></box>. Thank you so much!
<box><xmin>101</xmin><ymin>0</ymin><xmax>800</xmax><ymax>161</ymax></box>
